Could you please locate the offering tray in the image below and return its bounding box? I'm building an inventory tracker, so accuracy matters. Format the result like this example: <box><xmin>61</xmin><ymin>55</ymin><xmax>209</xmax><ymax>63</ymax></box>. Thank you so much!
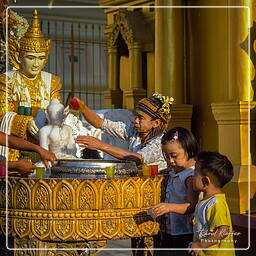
<box><xmin>51</xmin><ymin>158</ymin><xmax>138</xmax><ymax>178</ymax></box>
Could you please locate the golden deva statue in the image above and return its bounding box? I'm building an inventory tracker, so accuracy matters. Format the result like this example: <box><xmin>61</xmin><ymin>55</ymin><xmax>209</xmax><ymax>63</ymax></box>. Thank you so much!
<box><xmin>0</xmin><ymin>9</ymin><xmax>62</xmax><ymax>161</ymax></box>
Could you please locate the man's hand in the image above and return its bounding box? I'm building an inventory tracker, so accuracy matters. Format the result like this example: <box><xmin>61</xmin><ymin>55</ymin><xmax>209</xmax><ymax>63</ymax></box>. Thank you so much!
<box><xmin>11</xmin><ymin>160</ymin><xmax>36</xmax><ymax>175</ymax></box>
<box><xmin>152</xmin><ymin>203</ymin><xmax>173</xmax><ymax>216</ymax></box>
<box><xmin>28</xmin><ymin>119</ymin><xmax>39</xmax><ymax>135</ymax></box>
<box><xmin>75</xmin><ymin>136</ymin><xmax>103</xmax><ymax>150</ymax></box>
<box><xmin>75</xmin><ymin>98</ymin><xmax>86</xmax><ymax>112</ymax></box>
<box><xmin>37</xmin><ymin>147</ymin><xmax>57</xmax><ymax>168</ymax></box>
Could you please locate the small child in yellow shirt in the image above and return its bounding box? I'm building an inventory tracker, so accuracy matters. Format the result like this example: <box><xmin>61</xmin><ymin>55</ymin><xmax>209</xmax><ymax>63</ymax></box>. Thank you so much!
<box><xmin>188</xmin><ymin>151</ymin><xmax>235</xmax><ymax>256</ymax></box>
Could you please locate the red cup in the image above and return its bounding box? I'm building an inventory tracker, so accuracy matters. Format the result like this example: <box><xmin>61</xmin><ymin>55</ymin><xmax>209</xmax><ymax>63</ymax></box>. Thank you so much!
<box><xmin>151</xmin><ymin>165</ymin><xmax>158</xmax><ymax>176</ymax></box>
<box><xmin>0</xmin><ymin>166</ymin><xmax>6</xmax><ymax>176</ymax></box>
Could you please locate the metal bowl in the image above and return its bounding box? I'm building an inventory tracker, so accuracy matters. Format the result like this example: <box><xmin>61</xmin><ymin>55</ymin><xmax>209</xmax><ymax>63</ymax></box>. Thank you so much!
<box><xmin>50</xmin><ymin>159</ymin><xmax>138</xmax><ymax>178</ymax></box>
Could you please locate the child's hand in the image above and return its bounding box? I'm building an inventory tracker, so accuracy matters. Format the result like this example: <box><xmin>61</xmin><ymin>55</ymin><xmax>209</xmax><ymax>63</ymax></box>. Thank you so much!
<box><xmin>152</xmin><ymin>203</ymin><xmax>172</xmax><ymax>216</ymax></box>
<box><xmin>187</xmin><ymin>242</ymin><xmax>203</xmax><ymax>256</ymax></box>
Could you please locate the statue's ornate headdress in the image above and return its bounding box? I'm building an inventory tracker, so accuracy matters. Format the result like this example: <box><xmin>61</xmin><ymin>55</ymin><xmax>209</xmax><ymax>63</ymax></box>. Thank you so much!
<box><xmin>8</xmin><ymin>9</ymin><xmax>51</xmax><ymax>69</ymax></box>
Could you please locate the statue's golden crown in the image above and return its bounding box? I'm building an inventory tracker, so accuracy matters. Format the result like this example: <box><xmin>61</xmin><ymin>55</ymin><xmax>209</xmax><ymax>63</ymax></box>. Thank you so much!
<box><xmin>8</xmin><ymin>9</ymin><xmax>51</xmax><ymax>69</ymax></box>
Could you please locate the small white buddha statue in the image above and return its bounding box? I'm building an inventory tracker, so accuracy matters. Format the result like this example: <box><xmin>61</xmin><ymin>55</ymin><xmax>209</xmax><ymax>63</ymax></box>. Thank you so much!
<box><xmin>39</xmin><ymin>99</ymin><xmax>77</xmax><ymax>159</ymax></box>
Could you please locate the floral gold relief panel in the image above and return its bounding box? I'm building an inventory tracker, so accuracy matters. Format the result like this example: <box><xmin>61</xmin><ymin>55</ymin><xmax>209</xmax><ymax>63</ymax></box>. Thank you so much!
<box><xmin>0</xmin><ymin>181</ymin><xmax>13</xmax><ymax>208</ymax></box>
<box><xmin>100</xmin><ymin>180</ymin><xmax>120</xmax><ymax>209</ymax></box>
<box><xmin>0</xmin><ymin>217</ymin><xmax>12</xmax><ymax>236</ymax></box>
<box><xmin>31</xmin><ymin>219</ymin><xmax>51</xmax><ymax>240</ymax></box>
<box><xmin>141</xmin><ymin>179</ymin><xmax>155</xmax><ymax>208</ymax></box>
<box><xmin>122</xmin><ymin>217</ymin><xmax>139</xmax><ymax>236</ymax></box>
<box><xmin>77</xmin><ymin>181</ymin><xmax>98</xmax><ymax>210</ymax></box>
<box><xmin>122</xmin><ymin>179</ymin><xmax>139</xmax><ymax>208</ymax></box>
<box><xmin>53</xmin><ymin>219</ymin><xmax>75</xmax><ymax>240</ymax></box>
<box><xmin>14</xmin><ymin>218</ymin><xmax>30</xmax><ymax>238</ymax></box>
<box><xmin>53</xmin><ymin>181</ymin><xmax>75</xmax><ymax>210</ymax></box>
<box><xmin>76</xmin><ymin>219</ymin><xmax>97</xmax><ymax>239</ymax></box>
<box><xmin>14</xmin><ymin>180</ymin><xmax>31</xmax><ymax>209</ymax></box>
<box><xmin>141</xmin><ymin>219</ymin><xmax>159</xmax><ymax>236</ymax></box>
<box><xmin>100</xmin><ymin>218</ymin><xmax>120</xmax><ymax>239</ymax></box>
<box><xmin>32</xmin><ymin>180</ymin><xmax>52</xmax><ymax>210</ymax></box>
<box><xmin>0</xmin><ymin>176</ymin><xmax>164</xmax><ymax>242</ymax></box>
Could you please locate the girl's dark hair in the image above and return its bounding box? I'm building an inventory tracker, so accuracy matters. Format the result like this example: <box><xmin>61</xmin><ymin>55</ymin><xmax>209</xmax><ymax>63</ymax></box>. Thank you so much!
<box><xmin>196</xmin><ymin>151</ymin><xmax>234</xmax><ymax>188</ymax></box>
<box><xmin>161</xmin><ymin>127</ymin><xmax>199</xmax><ymax>159</ymax></box>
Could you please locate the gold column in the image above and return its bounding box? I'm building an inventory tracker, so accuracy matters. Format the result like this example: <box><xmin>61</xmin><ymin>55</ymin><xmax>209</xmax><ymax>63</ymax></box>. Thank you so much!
<box><xmin>212</xmin><ymin>102</ymin><xmax>255</xmax><ymax>166</ymax></box>
<box><xmin>228</xmin><ymin>1</ymin><xmax>252</xmax><ymax>101</ymax></box>
<box><xmin>109</xmin><ymin>47</ymin><xmax>118</xmax><ymax>91</ymax></box>
<box><xmin>210</xmin><ymin>1</ymin><xmax>256</xmax><ymax>215</ymax></box>
<box><xmin>130</xmin><ymin>42</ymin><xmax>142</xmax><ymax>89</ymax></box>
<box><xmin>124</xmin><ymin>42</ymin><xmax>146</xmax><ymax>109</ymax></box>
<box><xmin>167</xmin><ymin>104</ymin><xmax>193</xmax><ymax>131</ymax></box>
<box><xmin>155</xmin><ymin>0</ymin><xmax>185</xmax><ymax>103</ymax></box>
<box><xmin>104</xmin><ymin>46</ymin><xmax>123</xmax><ymax>108</ymax></box>
<box><xmin>212</xmin><ymin>102</ymin><xmax>256</xmax><ymax>214</ymax></box>
<box><xmin>155</xmin><ymin>0</ymin><xmax>192</xmax><ymax>128</ymax></box>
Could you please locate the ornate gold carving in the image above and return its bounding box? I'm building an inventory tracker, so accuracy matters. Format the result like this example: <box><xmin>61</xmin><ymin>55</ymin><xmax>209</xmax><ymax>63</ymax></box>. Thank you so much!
<box><xmin>101</xmin><ymin>218</ymin><xmax>119</xmax><ymax>239</ymax></box>
<box><xmin>54</xmin><ymin>220</ymin><xmax>74</xmax><ymax>240</ymax></box>
<box><xmin>101</xmin><ymin>181</ymin><xmax>119</xmax><ymax>209</ymax></box>
<box><xmin>123</xmin><ymin>179</ymin><xmax>139</xmax><ymax>208</ymax></box>
<box><xmin>14</xmin><ymin>237</ymin><xmax>37</xmax><ymax>254</ymax></box>
<box><xmin>14</xmin><ymin>180</ymin><xmax>30</xmax><ymax>209</ymax></box>
<box><xmin>0</xmin><ymin>176</ymin><xmax>164</xmax><ymax>242</ymax></box>
<box><xmin>141</xmin><ymin>218</ymin><xmax>158</xmax><ymax>235</ymax></box>
<box><xmin>0</xmin><ymin>216</ymin><xmax>12</xmax><ymax>235</ymax></box>
<box><xmin>104</xmin><ymin>9</ymin><xmax>152</xmax><ymax>48</ymax></box>
<box><xmin>78</xmin><ymin>181</ymin><xmax>97</xmax><ymax>210</ymax></box>
<box><xmin>32</xmin><ymin>181</ymin><xmax>51</xmax><ymax>210</ymax></box>
<box><xmin>141</xmin><ymin>179</ymin><xmax>155</xmax><ymax>208</ymax></box>
<box><xmin>11</xmin><ymin>114</ymin><xmax>32</xmax><ymax>140</ymax></box>
<box><xmin>0</xmin><ymin>182</ymin><xmax>5</xmax><ymax>209</ymax></box>
<box><xmin>14</xmin><ymin>218</ymin><xmax>30</xmax><ymax>238</ymax></box>
<box><xmin>32</xmin><ymin>219</ymin><xmax>51</xmax><ymax>239</ymax></box>
<box><xmin>123</xmin><ymin>217</ymin><xmax>138</xmax><ymax>236</ymax></box>
<box><xmin>54</xmin><ymin>181</ymin><xmax>75</xmax><ymax>210</ymax></box>
<box><xmin>77</xmin><ymin>219</ymin><xmax>97</xmax><ymax>239</ymax></box>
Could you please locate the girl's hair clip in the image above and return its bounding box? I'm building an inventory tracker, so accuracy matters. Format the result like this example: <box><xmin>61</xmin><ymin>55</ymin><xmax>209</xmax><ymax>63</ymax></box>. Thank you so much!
<box><xmin>173</xmin><ymin>131</ymin><xmax>178</xmax><ymax>140</ymax></box>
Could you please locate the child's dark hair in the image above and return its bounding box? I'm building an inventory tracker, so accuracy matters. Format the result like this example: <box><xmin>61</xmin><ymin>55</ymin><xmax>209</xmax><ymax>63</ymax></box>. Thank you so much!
<box><xmin>161</xmin><ymin>127</ymin><xmax>199</xmax><ymax>159</ymax></box>
<box><xmin>196</xmin><ymin>151</ymin><xmax>234</xmax><ymax>188</ymax></box>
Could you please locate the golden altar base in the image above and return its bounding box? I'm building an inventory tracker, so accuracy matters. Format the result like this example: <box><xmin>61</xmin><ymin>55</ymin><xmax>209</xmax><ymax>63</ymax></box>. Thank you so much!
<box><xmin>0</xmin><ymin>175</ymin><xmax>164</xmax><ymax>254</ymax></box>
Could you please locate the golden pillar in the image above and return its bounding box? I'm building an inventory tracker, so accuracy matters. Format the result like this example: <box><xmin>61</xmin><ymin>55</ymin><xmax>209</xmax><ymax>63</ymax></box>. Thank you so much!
<box><xmin>129</xmin><ymin>43</ymin><xmax>143</xmax><ymax>90</ymax></box>
<box><xmin>104</xmin><ymin>46</ymin><xmax>123</xmax><ymax>109</ymax></box>
<box><xmin>212</xmin><ymin>102</ymin><xmax>256</xmax><ymax>214</ymax></box>
<box><xmin>167</xmin><ymin>104</ymin><xmax>193</xmax><ymax>131</ymax></box>
<box><xmin>155</xmin><ymin>0</ymin><xmax>192</xmax><ymax>129</ymax></box>
<box><xmin>227</xmin><ymin>1</ymin><xmax>253</xmax><ymax>101</ymax></box>
<box><xmin>211</xmin><ymin>1</ymin><xmax>256</xmax><ymax>214</ymax></box>
<box><xmin>124</xmin><ymin>42</ymin><xmax>146</xmax><ymax>109</ymax></box>
<box><xmin>155</xmin><ymin>0</ymin><xmax>184</xmax><ymax>103</ymax></box>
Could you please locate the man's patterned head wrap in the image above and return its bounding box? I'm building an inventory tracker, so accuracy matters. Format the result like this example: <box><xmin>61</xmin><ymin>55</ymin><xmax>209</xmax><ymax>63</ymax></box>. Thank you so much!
<box><xmin>137</xmin><ymin>93</ymin><xmax>174</xmax><ymax>123</ymax></box>
<box><xmin>136</xmin><ymin>93</ymin><xmax>174</xmax><ymax>143</ymax></box>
